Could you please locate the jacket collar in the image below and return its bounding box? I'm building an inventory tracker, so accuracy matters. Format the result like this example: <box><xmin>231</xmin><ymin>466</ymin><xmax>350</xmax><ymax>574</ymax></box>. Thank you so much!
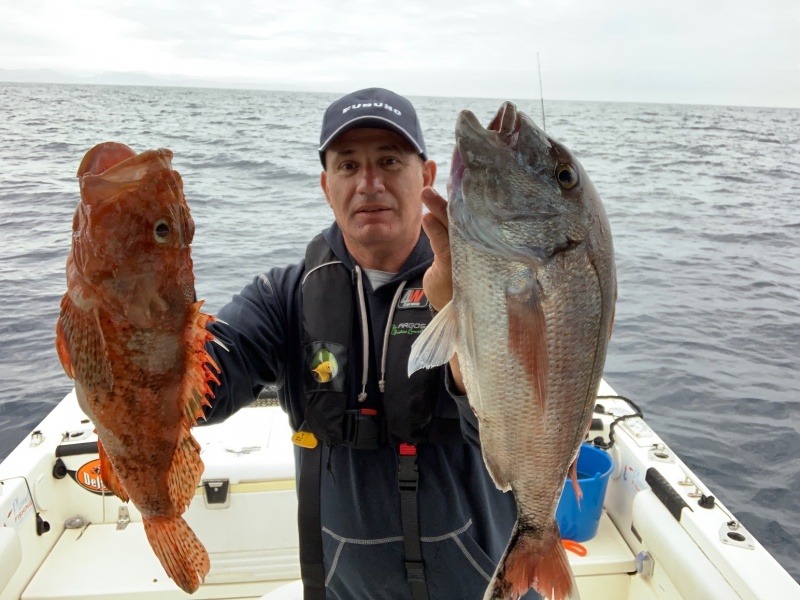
<box><xmin>321</xmin><ymin>222</ymin><xmax>433</xmax><ymax>287</ymax></box>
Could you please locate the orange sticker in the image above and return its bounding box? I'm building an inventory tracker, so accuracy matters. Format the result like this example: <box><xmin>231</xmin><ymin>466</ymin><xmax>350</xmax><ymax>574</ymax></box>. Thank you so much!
<box><xmin>74</xmin><ymin>459</ymin><xmax>110</xmax><ymax>494</ymax></box>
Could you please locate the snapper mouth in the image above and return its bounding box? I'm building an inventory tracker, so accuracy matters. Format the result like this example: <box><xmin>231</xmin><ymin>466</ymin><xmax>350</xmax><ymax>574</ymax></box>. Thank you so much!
<box><xmin>487</xmin><ymin>101</ymin><xmax>521</xmax><ymax>150</ymax></box>
<box><xmin>450</xmin><ymin>102</ymin><xmax>522</xmax><ymax>195</ymax></box>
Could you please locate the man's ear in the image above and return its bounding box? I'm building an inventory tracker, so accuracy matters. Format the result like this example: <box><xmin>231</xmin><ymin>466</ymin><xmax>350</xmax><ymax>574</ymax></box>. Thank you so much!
<box><xmin>320</xmin><ymin>170</ymin><xmax>332</xmax><ymax>208</ymax></box>
<box><xmin>422</xmin><ymin>159</ymin><xmax>437</xmax><ymax>188</ymax></box>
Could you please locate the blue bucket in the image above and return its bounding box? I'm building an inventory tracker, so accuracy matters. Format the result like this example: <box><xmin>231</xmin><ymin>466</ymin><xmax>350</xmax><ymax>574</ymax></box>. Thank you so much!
<box><xmin>555</xmin><ymin>443</ymin><xmax>614</xmax><ymax>542</ymax></box>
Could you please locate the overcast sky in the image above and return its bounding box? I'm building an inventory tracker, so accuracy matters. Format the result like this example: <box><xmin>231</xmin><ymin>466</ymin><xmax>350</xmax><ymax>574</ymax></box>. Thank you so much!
<box><xmin>1</xmin><ymin>0</ymin><xmax>798</xmax><ymax>108</ymax></box>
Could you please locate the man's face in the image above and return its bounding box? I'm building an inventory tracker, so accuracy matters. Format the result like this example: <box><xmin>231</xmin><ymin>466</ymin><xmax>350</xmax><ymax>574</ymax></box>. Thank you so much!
<box><xmin>321</xmin><ymin>128</ymin><xmax>436</xmax><ymax>270</ymax></box>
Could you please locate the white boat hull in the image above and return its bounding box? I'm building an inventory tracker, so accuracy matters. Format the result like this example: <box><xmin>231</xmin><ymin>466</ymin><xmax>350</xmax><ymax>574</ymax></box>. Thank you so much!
<box><xmin>1</xmin><ymin>381</ymin><xmax>797</xmax><ymax>599</ymax></box>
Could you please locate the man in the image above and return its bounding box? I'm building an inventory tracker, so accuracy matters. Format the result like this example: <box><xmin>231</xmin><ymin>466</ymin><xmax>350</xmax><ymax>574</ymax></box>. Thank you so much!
<box><xmin>204</xmin><ymin>88</ymin><xmax>532</xmax><ymax>600</ymax></box>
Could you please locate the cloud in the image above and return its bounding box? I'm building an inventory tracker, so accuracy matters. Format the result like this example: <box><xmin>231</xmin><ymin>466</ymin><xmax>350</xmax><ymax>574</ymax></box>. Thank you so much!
<box><xmin>0</xmin><ymin>0</ymin><xmax>798</xmax><ymax>107</ymax></box>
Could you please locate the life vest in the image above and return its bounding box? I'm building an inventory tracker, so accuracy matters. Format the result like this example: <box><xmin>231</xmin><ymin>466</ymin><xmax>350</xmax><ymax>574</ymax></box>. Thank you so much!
<box><xmin>300</xmin><ymin>233</ymin><xmax>461</xmax><ymax>447</ymax></box>
<box><xmin>298</xmin><ymin>233</ymin><xmax>466</xmax><ymax>600</ymax></box>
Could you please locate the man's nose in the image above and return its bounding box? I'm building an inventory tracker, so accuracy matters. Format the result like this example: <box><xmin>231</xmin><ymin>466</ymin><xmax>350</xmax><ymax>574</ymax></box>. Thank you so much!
<box><xmin>356</xmin><ymin>164</ymin><xmax>385</xmax><ymax>195</ymax></box>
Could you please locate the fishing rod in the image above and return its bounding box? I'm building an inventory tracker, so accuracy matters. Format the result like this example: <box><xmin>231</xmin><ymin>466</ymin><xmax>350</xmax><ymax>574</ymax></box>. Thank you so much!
<box><xmin>537</xmin><ymin>52</ymin><xmax>546</xmax><ymax>133</ymax></box>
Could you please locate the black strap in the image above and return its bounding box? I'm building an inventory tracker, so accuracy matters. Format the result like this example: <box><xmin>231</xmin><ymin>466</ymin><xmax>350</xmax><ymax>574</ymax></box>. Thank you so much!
<box><xmin>397</xmin><ymin>444</ymin><xmax>429</xmax><ymax>600</ymax></box>
<box><xmin>298</xmin><ymin>441</ymin><xmax>430</xmax><ymax>599</ymax></box>
<box><xmin>298</xmin><ymin>444</ymin><xmax>326</xmax><ymax>600</ymax></box>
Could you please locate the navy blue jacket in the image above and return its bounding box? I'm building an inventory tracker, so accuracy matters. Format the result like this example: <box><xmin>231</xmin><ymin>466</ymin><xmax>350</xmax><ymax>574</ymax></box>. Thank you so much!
<box><xmin>204</xmin><ymin>223</ymin><xmax>534</xmax><ymax>600</ymax></box>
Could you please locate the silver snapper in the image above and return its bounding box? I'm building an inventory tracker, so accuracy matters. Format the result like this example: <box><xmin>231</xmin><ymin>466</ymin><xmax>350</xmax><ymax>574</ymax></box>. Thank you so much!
<box><xmin>409</xmin><ymin>102</ymin><xmax>616</xmax><ymax>600</ymax></box>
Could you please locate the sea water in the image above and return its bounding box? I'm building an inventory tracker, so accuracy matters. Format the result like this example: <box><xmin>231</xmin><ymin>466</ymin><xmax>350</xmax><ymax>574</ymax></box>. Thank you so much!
<box><xmin>0</xmin><ymin>82</ymin><xmax>797</xmax><ymax>580</ymax></box>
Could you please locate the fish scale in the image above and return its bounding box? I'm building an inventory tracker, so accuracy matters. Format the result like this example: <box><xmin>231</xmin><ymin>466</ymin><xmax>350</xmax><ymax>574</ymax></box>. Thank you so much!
<box><xmin>410</xmin><ymin>101</ymin><xmax>615</xmax><ymax>600</ymax></box>
<box><xmin>56</xmin><ymin>142</ymin><xmax>218</xmax><ymax>594</ymax></box>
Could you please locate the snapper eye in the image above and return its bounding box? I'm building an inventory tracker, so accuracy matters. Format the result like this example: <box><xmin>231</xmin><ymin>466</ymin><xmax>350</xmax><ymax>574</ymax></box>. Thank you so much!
<box><xmin>153</xmin><ymin>219</ymin><xmax>171</xmax><ymax>243</ymax></box>
<box><xmin>555</xmin><ymin>164</ymin><xmax>578</xmax><ymax>190</ymax></box>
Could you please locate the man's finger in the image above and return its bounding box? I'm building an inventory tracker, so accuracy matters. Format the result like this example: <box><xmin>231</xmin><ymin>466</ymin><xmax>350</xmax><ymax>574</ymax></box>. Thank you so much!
<box><xmin>422</xmin><ymin>212</ymin><xmax>450</xmax><ymax>260</ymax></box>
<box><xmin>421</xmin><ymin>187</ymin><xmax>448</xmax><ymax>231</ymax></box>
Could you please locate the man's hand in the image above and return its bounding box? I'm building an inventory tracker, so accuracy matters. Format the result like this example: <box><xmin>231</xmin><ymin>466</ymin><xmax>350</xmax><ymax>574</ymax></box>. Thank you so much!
<box><xmin>421</xmin><ymin>187</ymin><xmax>452</xmax><ymax>312</ymax></box>
<box><xmin>420</xmin><ymin>186</ymin><xmax>466</xmax><ymax>395</ymax></box>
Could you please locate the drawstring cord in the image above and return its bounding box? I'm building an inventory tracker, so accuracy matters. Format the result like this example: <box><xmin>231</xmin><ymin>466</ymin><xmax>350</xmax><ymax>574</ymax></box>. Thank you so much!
<box><xmin>353</xmin><ymin>266</ymin><xmax>370</xmax><ymax>402</ymax></box>
<box><xmin>380</xmin><ymin>281</ymin><xmax>407</xmax><ymax>392</ymax></box>
<box><xmin>354</xmin><ymin>266</ymin><xmax>408</xmax><ymax>398</ymax></box>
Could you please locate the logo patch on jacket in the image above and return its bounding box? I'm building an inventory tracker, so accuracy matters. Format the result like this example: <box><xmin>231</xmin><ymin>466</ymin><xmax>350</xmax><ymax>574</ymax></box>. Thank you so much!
<box><xmin>391</xmin><ymin>323</ymin><xmax>426</xmax><ymax>336</ymax></box>
<box><xmin>397</xmin><ymin>288</ymin><xmax>428</xmax><ymax>309</ymax></box>
<box><xmin>310</xmin><ymin>348</ymin><xmax>339</xmax><ymax>383</ymax></box>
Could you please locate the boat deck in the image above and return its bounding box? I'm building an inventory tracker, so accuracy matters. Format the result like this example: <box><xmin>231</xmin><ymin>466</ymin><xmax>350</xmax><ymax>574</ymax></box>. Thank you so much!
<box><xmin>11</xmin><ymin>391</ymin><xmax>638</xmax><ymax>600</ymax></box>
<box><xmin>22</xmin><ymin>508</ymin><xmax>635</xmax><ymax>600</ymax></box>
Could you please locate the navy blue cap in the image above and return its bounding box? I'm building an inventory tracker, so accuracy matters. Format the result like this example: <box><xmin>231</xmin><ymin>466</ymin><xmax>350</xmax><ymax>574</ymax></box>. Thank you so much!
<box><xmin>319</xmin><ymin>88</ymin><xmax>427</xmax><ymax>167</ymax></box>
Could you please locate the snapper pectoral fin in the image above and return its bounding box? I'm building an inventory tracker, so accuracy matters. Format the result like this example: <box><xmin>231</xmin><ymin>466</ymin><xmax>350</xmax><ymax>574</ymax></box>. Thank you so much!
<box><xmin>507</xmin><ymin>283</ymin><xmax>549</xmax><ymax>412</ymax></box>
<box><xmin>408</xmin><ymin>301</ymin><xmax>458</xmax><ymax>376</ymax></box>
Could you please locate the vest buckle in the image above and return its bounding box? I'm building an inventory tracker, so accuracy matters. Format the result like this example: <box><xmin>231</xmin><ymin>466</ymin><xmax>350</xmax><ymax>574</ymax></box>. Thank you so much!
<box><xmin>399</xmin><ymin>443</ymin><xmax>417</xmax><ymax>456</ymax></box>
<box><xmin>397</xmin><ymin>445</ymin><xmax>419</xmax><ymax>492</ymax></box>
<box><xmin>342</xmin><ymin>408</ymin><xmax>384</xmax><ymax>449</ymax></box>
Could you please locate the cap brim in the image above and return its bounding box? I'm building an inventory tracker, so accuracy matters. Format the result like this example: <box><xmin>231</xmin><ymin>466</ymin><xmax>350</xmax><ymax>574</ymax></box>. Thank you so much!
<box><xmin>318</xmin><ymin>115</ymin><xmax>426</xmax><ymax>156</ymax></box>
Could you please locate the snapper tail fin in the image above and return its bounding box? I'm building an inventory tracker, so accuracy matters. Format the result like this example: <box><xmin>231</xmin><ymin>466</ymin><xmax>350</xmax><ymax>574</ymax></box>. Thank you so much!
<box><xmin>484</xmin><ymin>520</ymin><xmax>579</xmax><ymax>600</ymax></box>
<box><xmin>143</xmin><ymin>516</ymin><xmax>210</xmax><ymax>594</ymax></box>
